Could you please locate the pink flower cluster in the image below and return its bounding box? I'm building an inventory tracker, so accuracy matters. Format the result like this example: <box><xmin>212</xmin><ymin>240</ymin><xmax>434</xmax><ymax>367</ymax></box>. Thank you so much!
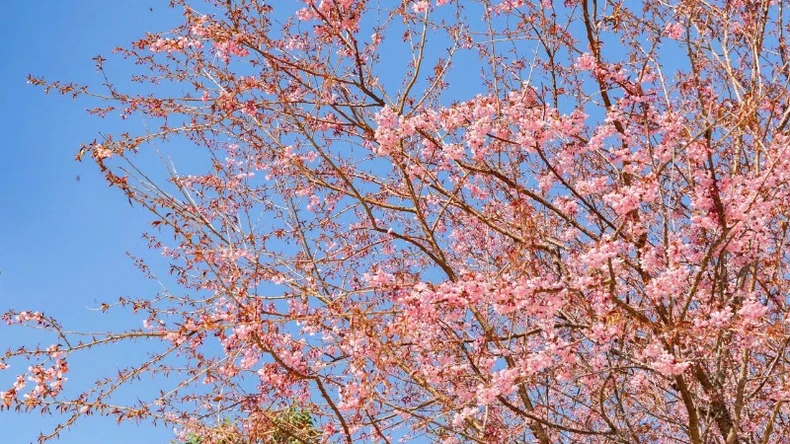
<box><xmin>641</xmin><ymin>342</ymin><xmax>690</xmax><ymax>376</ymax></box>
<box><xmin>213</xmin><ymin>40</ymin><xmax>249</xmax><ymax>63</ymax></box>
<box><xmin>149</xmin><ymin>36</ymin><xmax>202</xmax><ymax>53</ymax></box>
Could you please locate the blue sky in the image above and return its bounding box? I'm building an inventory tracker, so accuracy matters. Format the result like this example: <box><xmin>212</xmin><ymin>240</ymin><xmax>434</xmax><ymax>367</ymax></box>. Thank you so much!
<box><xmin>1</xmin><ymin>2</ymin><xmax>180</xmax><ymax>442</ymax></box>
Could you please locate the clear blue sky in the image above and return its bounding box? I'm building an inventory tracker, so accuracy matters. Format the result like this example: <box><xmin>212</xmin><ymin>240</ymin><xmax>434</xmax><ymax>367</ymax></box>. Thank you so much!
<box><xmin>1</xmin><ymin>2</ymin><xmax>180</xmax><ymax>443</ymax></box>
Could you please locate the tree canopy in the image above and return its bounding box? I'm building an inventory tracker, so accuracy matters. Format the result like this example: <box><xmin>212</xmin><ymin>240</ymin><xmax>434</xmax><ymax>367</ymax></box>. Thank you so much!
<box><xmin>6</xmin><ymin>0</ymin><xmax>790</xmax><ymax>442</ymax></box>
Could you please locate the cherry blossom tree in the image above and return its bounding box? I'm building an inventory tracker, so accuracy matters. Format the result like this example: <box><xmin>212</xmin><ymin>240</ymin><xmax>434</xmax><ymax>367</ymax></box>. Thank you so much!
<box><xmin>7</xmin><ymin>0</ymin><xmax>790</xmax><ymax>442</ymax></box>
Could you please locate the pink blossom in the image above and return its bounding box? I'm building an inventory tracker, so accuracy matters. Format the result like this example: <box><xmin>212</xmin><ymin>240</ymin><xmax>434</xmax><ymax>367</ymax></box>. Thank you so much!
<box><xmin>94</xmin><ymin>145</ymin><xmax>113</xmax><ymax>159</ymax></box>
<box><xmin>664</xmin><ymin>22</ymin><xmax>684</xmax><ymax>40</ymax></box>
<box><xmin>214</xmin><ymin>40</ymin><xmax>249</xmax><ymax>63</ymax></box>
<box><xmin>642</xmin><ymin>342</ymin><xmax>690</xmax><ymax>376</ymax></box>
<box><xmin>412</xmin><ymin>1</ymin><xmax>430</xmax><ymax>13</ymax></box>
<box><xmin>738</xmin><ymin>298</ymin><xmax>769</xmax><ymax>327</ymax></box>
<box><xmin>575</xmin><ymin>53</ymin><xmax>597</xmax><ymax>70</ymax></box>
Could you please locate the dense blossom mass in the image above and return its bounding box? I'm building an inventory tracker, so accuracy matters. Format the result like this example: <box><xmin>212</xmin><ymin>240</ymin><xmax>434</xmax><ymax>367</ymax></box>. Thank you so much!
<box><xmin>6</xmin><ymin>0</ymin><xmax>790</xmax><ymax>442</ymax></box>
